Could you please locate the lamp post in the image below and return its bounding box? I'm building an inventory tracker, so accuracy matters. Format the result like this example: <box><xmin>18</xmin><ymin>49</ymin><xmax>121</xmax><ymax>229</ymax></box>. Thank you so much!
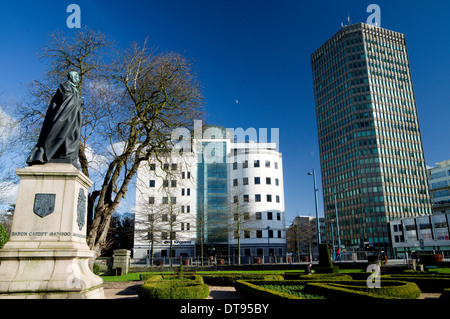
<box><xmin>333</xmin><ymin>188</ymin><xmax>342</xmax><ymax>261</ymax></box>
<box><xmin>266</xmin><ymin>226</ymin><xmax>271</xmax><ymax>263</ymax></box>
<box><xmin>307</xmin><ymin>169</ymin><xmax>321</xmax><ymax>247</ymax></box>
<box><xmin>331</xmin><ymin>219</ymin><xmax>336</xmax><ymax>261</ymax></box>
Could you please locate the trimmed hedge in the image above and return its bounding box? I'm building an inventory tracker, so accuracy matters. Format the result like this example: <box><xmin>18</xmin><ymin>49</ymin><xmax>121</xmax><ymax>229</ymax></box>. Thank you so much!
<box><xmin>235</xmin><ymin>280</ymin><xmax>304</xmax><ymax>299</ymax></box>
<box><xmin>235</xmin><ymin>278</ymin><xmax>420</xmax><ymax>300</ymax></box>
<box><xmin>138</xmin><ymin>280</ymin><xmax>210</xmax><ymax>299</ymax></box>
<box><xmin>439</xmin><ymin>288</ymin><xmax>450</xmax><ymax>300</ymax></box>
<box><xmin>284</xmin><ymin>273</ymin><xmax>352</xmax><ymax>281</ymax></box>
<box><xmin>201</xmin><ymin>273</ymin><xmax>284</xmax><ymax>286</ymax></box>
<box><xmin>140</xmin><ymin>273</ymin><xmax>204</xmax><ymax>283</ymax></box>
<box><xmin>303</xmin><ymin>280</ymin><xmax>421</xmax><ymax>300</ymax></box>
<box><xmin>382</xmin><ymin>274</ymin><xmax>450</xmax><ymax>293</ymax></box>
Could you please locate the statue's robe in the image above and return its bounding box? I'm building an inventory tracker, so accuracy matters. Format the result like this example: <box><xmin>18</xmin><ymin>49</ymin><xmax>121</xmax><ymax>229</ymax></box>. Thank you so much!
<box><xmin>26</xmin><ymin>81</ymin><xmax>83</xmax><ymax>167</ymax></box>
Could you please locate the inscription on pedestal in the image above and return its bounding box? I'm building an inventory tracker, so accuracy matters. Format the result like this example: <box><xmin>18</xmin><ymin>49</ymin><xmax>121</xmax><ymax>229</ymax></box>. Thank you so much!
<box><xmin>33</xmin><ymin>194</ymin><xmax>56</xmax><ymax>218</ymax></box>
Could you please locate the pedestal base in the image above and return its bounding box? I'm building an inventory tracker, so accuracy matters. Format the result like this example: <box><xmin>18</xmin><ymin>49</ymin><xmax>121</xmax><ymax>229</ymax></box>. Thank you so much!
<box><xmin>0</xmin><ymin>163</ymin><xmax>105</xmax><ymax>299</ymax></box>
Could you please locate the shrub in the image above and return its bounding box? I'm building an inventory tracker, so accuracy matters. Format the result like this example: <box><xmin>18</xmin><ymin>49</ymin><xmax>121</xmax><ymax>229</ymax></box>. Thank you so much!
<box><xmin>235</xmin><ymin>280</ymin><xmax>304</xmax><ymax>299</ymax></box>
<box><xmin>383</xmin><ymin>274</ymin><xmax>450</xmax><ymax>293</ymax></box>
<box><xmin>303</xmin><ymin>280</ymin><xmax>421</xmax><ymax>299</ymax></box>
<box><xmin>201</xmin><ymin>273</ymin><xmax>284</xmax><ymax>286</ymax></box>
<box><xmin>138</xmin><ymin>280</ymin><xmax>210</xmax><ymax>299</ymax></box>
<box><xmin>140</xmin><ymin>273</ymin><xmax>204</xmax><ymax>283</ymax></box>
<box><xmin>439</xmin><ymin>288</ymin><xmax>450</xmax><ymax>300</ymax></box>
<box><xmin>0</xmin><ymin>224</ymin><xmax>8</xmax><ymax>248</ymax></box>
<box><xmin>318</xmin><ymin>243</ymin><xmax>333</xmax><ymax>268</ymax></box>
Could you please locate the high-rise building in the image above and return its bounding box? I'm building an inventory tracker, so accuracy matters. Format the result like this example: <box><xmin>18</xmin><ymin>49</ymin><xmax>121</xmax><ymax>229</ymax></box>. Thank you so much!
<box><xmin>133</xmin><ymin>124</ymin><xmax>286</xmax><ymax>263</ymax></box>
<box><xmin>311</xmin><ymin>23</ymin><xmax>432</xmax><ymax>253</ymax></box>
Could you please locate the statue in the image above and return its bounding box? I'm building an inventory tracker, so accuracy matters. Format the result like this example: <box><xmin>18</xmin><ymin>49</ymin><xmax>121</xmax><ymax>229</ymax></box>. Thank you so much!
<box><xmin>26</xmin><ymin>71</ymin><xmax>84</xmax><ymax>168</ymax></box>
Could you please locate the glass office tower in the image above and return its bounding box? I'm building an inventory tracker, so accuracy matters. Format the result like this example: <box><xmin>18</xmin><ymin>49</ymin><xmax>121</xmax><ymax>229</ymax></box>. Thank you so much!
<box><xmin>311</xmin><ymin>23</ymin><xmax>432</xmax><ymax>252</ymax></box>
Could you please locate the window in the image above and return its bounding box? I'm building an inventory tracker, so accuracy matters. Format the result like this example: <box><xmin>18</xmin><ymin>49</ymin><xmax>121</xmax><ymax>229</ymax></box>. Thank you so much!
<box><xmin>181</xmin><ymin>223</ymin><xmax>190</xmax><ymax>231</ymax></box>
<box><xmin>162</xmin><ymin>214</ymin><xmax>168</xmax><ymax>222</ymax></box>
<box><xmin>182</xmin><ymin>188</ymin><xmax>185</xmax><ymax>196</ymax></box>
<box><xmin>244</xmin><ymin>230</ymin><xmax>250</xmax><ymax>238</ymax></box>
<box><xmin>233</xmin><ymin>179</ymin><xmax>238</xmax><ymax>186</ymax></box>
<box><xmin>182</xmin><ymin>172</ymin><xmax>185</xmax><ymax>179</ymax></box>
<box><xmin>254</xmin><ymin>177</ymin><xmax>260</xmax><ymax>184</ymax></box>
<box><xmin>254</xmin><ymin>160</ymin><xmax>260</xmax><ymax>167</ymax></box>
<box><xmin>233</xmin><ymin>162</ymin><xmax>237</xmax><ymax>170</ymax></box>
<box><xmin>234</xmin><ymin>213</ymin><xmax>239</xmax><ymax>221</ymax></box>
<box><xmin>243</xmin><ymin>195</ymin><xmax>249</xmax><ymax>202</ymax></box>
<box><xmin>274</xmin><ymin>162</ymin><xmax>278</xmax><ymax>169</ymax></box>
<box><xmin>187</xmin><ymin>172</ymin><xmax>191</xmax><ymax>179</ymax></box>
<box><xmin>278</xmin><ymin>230</ymin><xmax>282</xmax><ymax>238</ymax></box>
<box><xmin>162</xmin><ymin>197</ymin><xmax>168</xmax><ymax>204</ymax></box>
<box><xmin>275</xmin><ymin>178</ymin><xmax>279</xmax><ymax>186</ymax></box>
<box><xmin>163</xmin><ymin>163</ymin><xmax>169</xmax><ymax>170</ymax></box>
<box><xmin>161</xmin><ymin>232</ymin><xmax>168</xmax><ymax>240</ymax></box>
<box><xmin>149</xmin><ymin>163</ymin><xmax>156</xmax><ymax>170</ymax></box>
<box><xmin>244</xmin><ymin>212</ymin><xmax>250</xmax><ymax>220</ymax></box>
<box><xmin>268</xmin><ymin>230</ymin><xmax>273</xmax><ymax>238</ymax></box>
<box><xmin>266</xmin><ymin>177</ymin><xmax>271</xmax><ymax>185</ymax></box>
<box><xmin>256</xmin><ymin>212</ymin><xmax>262</xmax><ymax>220</ymax></box>
<box><xmin>163</xmin><ymin>180</ymin><xmax>169</xmax><ymax>187</ymax></box>
<box><xmin>170</xmin><ymin>197</ymin><xmax>176</xmax><ymax>204</ymax></box>
<box><xmin>171</xmin><ymin>180</ymin><xmax>177</xmax><ymax>187</ymax></box>
<box><xmin>276</xmin><ymin>195</ymin><xmax>280</xmax><ymax>203</ymax></box>
<box><xmin>187</xmin><ymin>188</ymin><xmax>190</xmax><ymax>196</ymax></box>
<box><xmin>256</xmin><ymin>230</ymin><xmax>263</xmax><ymax>238</ymax></box>
<box><xmin>243</xmin><ymin>161</ymin><xmax>248</xmax><ymax>168</ymax></box>
<box><xmin>234</xmin><ymin>231</ymin><xmax>239</xmax><ymax>239</ymax></box>
<box><xmin>233</xmin><ymin>195</ymin><xmax>238</xmax><ymax>203</ymax></box>
<box><xmin>267</xmin><ymin>194</ymin><xmax>272</xmax><ymax>202</ymax></box>
<box><xmin>267</xmin><ymin>212</ymin><xmax>273</xmax><ymax>220</ymax></box>
<box><xmin>277</xmin><ymin>212</ymin><xmax>281</xmax><ymax>220</ymax></box>
<box><xmin>255</xmin><ymin>194</ymin><xmax>261</xmax><ymax>202</ymax></box>
<box><xmin>149</xmin><ymin>180</ymin><xmax>155</xmax><ymax>187</ymax></box>
<box><xmin>265</xmin><ymin>160</ymin><xmax>270</xmax><ymax>168</ymax></box>
<box><xmin>149</xmin><ymin>196</ymin><xmax>155</xmax><ymax>204</ymax></box>
<box><xmin>243</xmin><ymin>177</ymin><xmax>248</xmax><ymax>185</ymax></box>
<box><xmin>181</xmin><ymin>205</ymin><xmax>185</xmax><ymax>213</ymax></box>
<box><xmin>171</xmin><ymin>163</ymin><xmax>177</xmax><ymax>171</ymax></box>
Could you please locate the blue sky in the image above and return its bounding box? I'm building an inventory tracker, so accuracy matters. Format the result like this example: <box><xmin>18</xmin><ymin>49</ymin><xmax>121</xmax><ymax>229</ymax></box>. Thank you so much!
<box><xmin>0</xmin><ymin>0</ymin><xmax>449</xmax><ymax>224</ymax></box>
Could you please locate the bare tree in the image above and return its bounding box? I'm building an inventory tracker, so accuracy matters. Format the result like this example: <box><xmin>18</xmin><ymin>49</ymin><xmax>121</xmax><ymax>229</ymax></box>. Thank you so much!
<box><xmin>14</xmin><ymin>28</ymin><xmax>205</xmax><ymax>261</ymax></box>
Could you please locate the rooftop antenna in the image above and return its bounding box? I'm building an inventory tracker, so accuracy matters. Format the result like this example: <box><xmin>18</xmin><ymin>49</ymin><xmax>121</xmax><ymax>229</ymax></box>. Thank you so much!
<box><xmin>347</xmin><ymin>13</ymin><xmax>351</xmax><ymax>25</ymax></box>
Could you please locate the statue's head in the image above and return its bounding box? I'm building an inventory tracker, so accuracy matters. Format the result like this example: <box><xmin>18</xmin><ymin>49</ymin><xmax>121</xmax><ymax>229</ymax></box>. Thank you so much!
<box><xmin>68</xmin><ymin>71</ymin><xmax>80</xmax><ymax>84</ymax></box>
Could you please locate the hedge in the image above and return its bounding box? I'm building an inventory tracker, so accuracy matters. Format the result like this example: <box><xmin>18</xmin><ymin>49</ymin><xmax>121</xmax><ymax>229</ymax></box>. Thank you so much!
<box><xmin>140</xmin><ymin>273</ymin><xmax>204</xmax><ymax>283</ymax></box>
<box><xmin>303</xmin><ymin>280</ymin><xmax>421</xmax><ymax>299</ymax></box>
<box><xmin>235</xmin><ymin>280</ymin><xmax>304</xmax><ymax>299</ymax></box>
<box><xmin>382</xmin><ymin>274</ymin><xmax>450</xmax><ymax>293</ymax></box>
<box><xmin>201</xmin><ymin>273</ymin><xmax>284</xmax><ymax>286</ymax></box>
<box><xmin>439</xmin><ymin>288</ymin><xmax>450</xmax><ymax>300</ymax></box>
<box><xmin>235</xmin><ymin>279</ymin><xmax>420</xmax><ymax>300</ymax></box>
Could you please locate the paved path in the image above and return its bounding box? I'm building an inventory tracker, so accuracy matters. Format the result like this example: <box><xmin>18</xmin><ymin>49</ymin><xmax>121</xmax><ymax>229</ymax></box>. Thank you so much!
<box><xmin>103</xmin><ymin>281</ymin><xmax>243</xmax><ymax>299</ymax></box>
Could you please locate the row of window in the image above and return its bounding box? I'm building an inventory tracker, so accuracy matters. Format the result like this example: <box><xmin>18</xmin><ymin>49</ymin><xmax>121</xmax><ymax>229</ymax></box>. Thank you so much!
<box><xmin>235</xmin><ymin>229</ymin><xmax>283</xmax><ymax>239</ymax></box>
<box><xmin>234</xmin><ymin>211</ymin><xmax>282</xmax><ymax>221</ymax></box>
<box><xmin>232</xmin><ymin>160</ymin><xmax>278</xmax><ymax>170</ymax></box>
<box><xmin>233</xmin><ymin>177</ymin><xmax>280</xmax><ymax>187</ymax></box>
<box><xmin>234</xmin><ymin>194</ymin><xmax>281</xmax><ymax>203</ymax></box>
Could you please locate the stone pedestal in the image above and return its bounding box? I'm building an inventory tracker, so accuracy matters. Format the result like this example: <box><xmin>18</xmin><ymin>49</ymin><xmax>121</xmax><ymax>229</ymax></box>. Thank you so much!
<box><xmin>0</xmin><ymin>163</ymin><xmax>104</xmax><ymax>299</ymax></box>
<box><xmin>113</xmin><ymin>249</ymin><xmax>131</xmax><ymax>275</ymax></box>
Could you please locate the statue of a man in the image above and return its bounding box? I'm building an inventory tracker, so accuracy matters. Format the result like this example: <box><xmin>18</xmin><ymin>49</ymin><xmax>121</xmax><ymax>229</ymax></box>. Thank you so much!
<box><xmin>26</xmin><ymin>71</ymin><xmax>84</xmax><ymax>168</ymax></box>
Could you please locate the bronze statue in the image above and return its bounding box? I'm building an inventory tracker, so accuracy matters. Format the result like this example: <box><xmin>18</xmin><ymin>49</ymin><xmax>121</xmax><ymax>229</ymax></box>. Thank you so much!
<box><xmin>26</xmin><ymin>71</ymin><xmax>83</xmax><ymax>168</ymax></box>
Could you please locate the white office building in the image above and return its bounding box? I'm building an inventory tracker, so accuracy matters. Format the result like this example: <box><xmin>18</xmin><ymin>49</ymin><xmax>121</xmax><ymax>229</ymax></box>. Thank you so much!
<box><xmin>133</xmin><ymin>124</ymin><xmax>286</xmax><ymax>263</ymax></box>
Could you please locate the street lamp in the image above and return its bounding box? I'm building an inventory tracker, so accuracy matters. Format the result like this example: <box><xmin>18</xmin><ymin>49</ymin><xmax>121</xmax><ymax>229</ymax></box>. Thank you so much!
<box><xmin>333</xmin><ymin>187</ymin><xmax>346</xmax><ymax>261</ymax></box>
<box><xmin>266</xmin><ymin>226</ymin><xmax>271</xmax><ymax>262</ymax></box>
<box><xmin>307</xmin><ymin>169</ymin><xmax>321</xmax><ymax>247</ymax></box>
